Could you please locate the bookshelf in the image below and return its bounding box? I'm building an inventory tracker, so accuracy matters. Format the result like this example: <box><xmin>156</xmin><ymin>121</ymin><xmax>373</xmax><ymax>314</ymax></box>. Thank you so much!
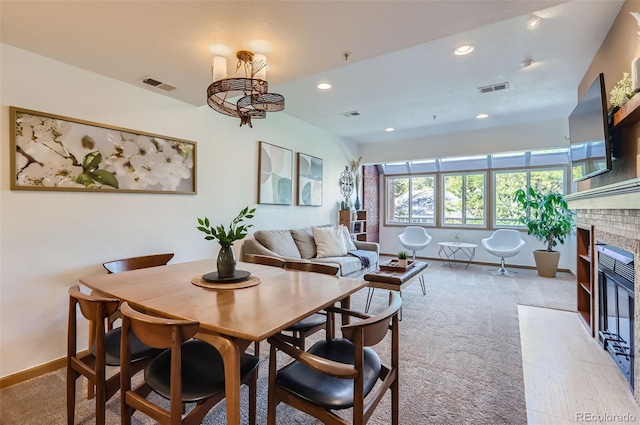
<box><xmin>576</xmin><ymin>223</ymin><xmax>595</xmax><ymax>335</ymax></box>
<box><xmin>339</xmin><ymin>210</ymin><xmax>367</xmax><ymax>241</ymax></box>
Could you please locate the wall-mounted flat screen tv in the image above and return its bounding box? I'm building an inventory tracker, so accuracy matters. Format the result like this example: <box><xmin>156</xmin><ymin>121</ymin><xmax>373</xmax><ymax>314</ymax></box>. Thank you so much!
<box><xmin>569</xmin><ymin>73</ymin><xmax>612</xmax><ymax>182</ymax></box>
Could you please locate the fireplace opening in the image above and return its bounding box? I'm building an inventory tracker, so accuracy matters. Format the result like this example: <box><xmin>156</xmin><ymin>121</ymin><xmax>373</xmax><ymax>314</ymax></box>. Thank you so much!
<box><xmin>597</xmin><ymin>244</ymin><xmax>635</xmax><ymax>391</ymax></box>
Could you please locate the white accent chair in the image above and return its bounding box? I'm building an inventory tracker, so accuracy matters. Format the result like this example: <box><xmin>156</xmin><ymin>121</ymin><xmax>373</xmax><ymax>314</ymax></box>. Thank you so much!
<box><xmin>398</xmin><ymin>226</ymin><xmax>432</xmax><ymax>261</ymax></box>
<box><xmin>481</xmin><ymin>229</ymin><xmax>526</xmax><ymax>276</ymax></box>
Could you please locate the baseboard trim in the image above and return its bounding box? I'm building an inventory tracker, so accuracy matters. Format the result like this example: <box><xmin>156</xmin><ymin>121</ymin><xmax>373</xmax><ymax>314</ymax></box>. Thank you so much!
<box><xmin>379</xmin><ymin>253</ymin><xmax>571</xmax><ymax>274</ymax></box>
<box><xmin>0</xmin><ymin>351</ymin><xmax>87</xmax><ymax>388</ymax></box>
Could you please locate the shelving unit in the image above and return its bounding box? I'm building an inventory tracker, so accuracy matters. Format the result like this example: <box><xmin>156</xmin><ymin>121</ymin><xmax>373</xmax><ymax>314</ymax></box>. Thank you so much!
<box><xmin>613</xmin><ymin>94</ymin><xmax>640</xmax><ymax>127</ymax></box>
<box><xmin>339</xmin><ymin>210</ymin><xmax>367</xmax><ymax>241</ymax></box>
<box><xmin>576</xmin><ymin>223</ymin><xmax>595</xmax><ymax>336</ymax></box>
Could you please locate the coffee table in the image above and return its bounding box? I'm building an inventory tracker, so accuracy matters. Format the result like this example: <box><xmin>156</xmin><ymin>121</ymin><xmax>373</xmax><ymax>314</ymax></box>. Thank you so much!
<box><xmin>364</xmin><ymin>261</ymin><xmax>428</xmax><ymax>320</ymax></box>
<box><xmin>438</xmin><ymin>241</ymin><xmax>477</xmax><ymax>268</ymax></box>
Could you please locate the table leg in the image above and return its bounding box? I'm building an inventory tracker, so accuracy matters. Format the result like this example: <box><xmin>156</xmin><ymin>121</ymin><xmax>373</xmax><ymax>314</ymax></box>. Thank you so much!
<box><xmin>365</xmin><ymin>287</ymin><xmax>375</xmax><ymax>313</ymax></box>
<box><xmin>195</xmin><ymin>331</ymin><xmax>242</xmax><ymax>425</ymax></box>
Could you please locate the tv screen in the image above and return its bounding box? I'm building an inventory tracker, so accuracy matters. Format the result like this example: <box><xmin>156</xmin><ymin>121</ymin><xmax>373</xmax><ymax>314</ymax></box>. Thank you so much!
<box><xmin>569</xmin><ymin>73</ymin><xmax>612</xmax><ymax>182</ymax></box>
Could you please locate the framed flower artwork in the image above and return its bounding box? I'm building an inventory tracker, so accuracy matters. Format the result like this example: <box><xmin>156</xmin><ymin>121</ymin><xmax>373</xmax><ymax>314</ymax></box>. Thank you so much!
<box><xmin>10</xmin><ymin>106</ymin><xmax>196</xmax><ymax>194</ymax></box>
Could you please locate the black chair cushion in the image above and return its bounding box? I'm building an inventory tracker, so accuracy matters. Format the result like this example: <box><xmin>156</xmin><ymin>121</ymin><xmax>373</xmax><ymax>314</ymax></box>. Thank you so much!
<box><xmin>146</xmin><ymin>339</ymin><xmax>259</xmax><ymax>403</ymax></box>
<box><xmin>276</xmin><ymin>338</ymin><xmax>381</xmax><ymax>410</ymax></box>
<box><xmin>285</xmin><ymin>313</ymin><xmax>326</xmax><ymax>331</ymax></box>
<box><xmin>93</xmin><ymin>328</ymin><xmax>162</xmax><ymax>366</ymax></box>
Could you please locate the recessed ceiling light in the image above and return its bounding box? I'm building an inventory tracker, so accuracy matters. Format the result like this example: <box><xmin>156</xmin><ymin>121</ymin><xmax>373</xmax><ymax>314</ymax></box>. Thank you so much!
<box><xmin>476</xmin><ymin>114</ymin><xmax>489</xmax><ymax>119</ymax></box>
<box><xmin>317</xmin><ymin>83</ymin><xmax>332</xmax><ymax>90</ymax></box>
<box><xmin>454</xmin><ymin>45</ymin><xmax>474</xmax><ymax>56</ymax></box>
<box><xmin>385</xmin><ymin>127</ymin><xmax>395</xmax><ymax>132</ymax></box>
<box><xmin>521</xmin><ymin>58</ymin><xmax>535</xmax><ymax>68</ymax></box>
<box><xmin>526</xmin><ymin>17</ymin><xmax>540</xmax><ymax>28</ymax></box>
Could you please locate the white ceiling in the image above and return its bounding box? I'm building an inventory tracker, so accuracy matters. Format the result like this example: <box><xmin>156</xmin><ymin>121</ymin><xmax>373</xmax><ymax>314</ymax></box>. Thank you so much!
<box><xmin>0</xmin><ymin>1</ymin><xmax>624</xmax><ymax>145</ymax></box>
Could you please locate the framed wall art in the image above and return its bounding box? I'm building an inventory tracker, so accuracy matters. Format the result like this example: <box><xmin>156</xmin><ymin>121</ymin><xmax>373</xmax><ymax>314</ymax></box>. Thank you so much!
<box><xmin>297</xmin><ymin>152</ymin><xmax>323</xmax><ymax>206</ymax></box>
<box><xmin>10</xmin><ymin>106</ymin><xmax>196</xmax><ymax>194</ymax></box>
<box><xmin>258</xmin><ymin>141</ymin><xmax>292</xmax><ymax>205</ymax></box>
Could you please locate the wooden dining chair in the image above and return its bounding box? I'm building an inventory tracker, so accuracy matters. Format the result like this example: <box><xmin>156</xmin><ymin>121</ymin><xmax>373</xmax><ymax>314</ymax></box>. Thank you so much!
<box><xmin>267</xmin><ymin>291</ymin><xmax>402</xmax><ymax>425</ymax></box>
<box><xmin>281</xmin><ymin>261</ymin><xmax>340</xmax><ymax>350</ymax></box>
<box><xmin>120</xmin><ymin>301</ymin><xmax>259</xmax><ymax>425</ymax></box>
<box><xmin>67</xmin><ymin>285</ymin><xmax>160</xmax><ymax>425</ymax></box>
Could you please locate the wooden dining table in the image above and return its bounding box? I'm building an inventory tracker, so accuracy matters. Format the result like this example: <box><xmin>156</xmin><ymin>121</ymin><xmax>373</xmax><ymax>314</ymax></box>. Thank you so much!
<box><xmin>79</xmin><ymin>258</ymin><xmax>368</xmax><ymax>424</ymax></box>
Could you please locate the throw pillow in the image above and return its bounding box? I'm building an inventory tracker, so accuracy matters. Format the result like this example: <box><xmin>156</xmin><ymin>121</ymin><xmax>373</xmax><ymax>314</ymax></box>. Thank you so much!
<box><xmin>313</xmin><ymin>226</ymin><xmax>347</xmax><ymax>258</ymax></box>
<box><xmin>340</xmin><ymin>225</ymin><xmax>357</xmax><ymax>251</ymax></box>
<box><xmin>290</xmin><ymin>227</ymin><xmax>317</xmax><ymax>259</ymax></box>
<box><xmin>254</xmin><ymin>230</ymin><xmax>302</xmax><ymax>259</ymax></box>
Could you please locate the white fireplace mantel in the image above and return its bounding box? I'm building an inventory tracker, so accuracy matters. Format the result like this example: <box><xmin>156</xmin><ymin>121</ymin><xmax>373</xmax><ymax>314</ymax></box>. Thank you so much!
<box><xmin>566</xmin><ymin>178</ymin><xmax>640</xmax><ymax>210</ymax></box>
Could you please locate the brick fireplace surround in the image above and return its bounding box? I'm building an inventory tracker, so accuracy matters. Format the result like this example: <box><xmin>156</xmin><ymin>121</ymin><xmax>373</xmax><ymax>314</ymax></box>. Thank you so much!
<box><xmin>571</xmin><ymin>187</ymin><xmax>640</xmax><ymax>401</ymax></box>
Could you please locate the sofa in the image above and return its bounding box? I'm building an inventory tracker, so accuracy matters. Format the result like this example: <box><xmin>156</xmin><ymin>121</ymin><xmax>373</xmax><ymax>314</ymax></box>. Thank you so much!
<box><xmin>240</xmin><ymin>225</ymin><xmax>379</xmax><ymax>278</ymax></box>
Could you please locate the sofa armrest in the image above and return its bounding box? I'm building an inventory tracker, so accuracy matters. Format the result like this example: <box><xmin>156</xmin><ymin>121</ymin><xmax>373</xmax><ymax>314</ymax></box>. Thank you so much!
<box><xmin>241</xmin><ymin>238</ymin><xmax>283</xmax><ymax>259</ymax></box>
<box><xmin>354</xmin><ymin>240</ymin><xmax>380</xmax><ymax>256</ymax></box>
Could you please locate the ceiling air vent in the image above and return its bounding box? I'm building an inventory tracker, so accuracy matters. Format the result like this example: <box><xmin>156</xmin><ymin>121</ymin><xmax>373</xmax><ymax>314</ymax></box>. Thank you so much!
<box><xmin>142</xmin><ymin>77</ymin><xmax>177</xmax><ymax>92</ymax></box>
<box><xmin>340</xmin><ymin>110</ymin><xmax>360</xmax><ymax>117</ymax></box>
<box><xmin>478</xmin><ymin>82</ymin><xmax>509</xmax><ymax>93</ymax></box>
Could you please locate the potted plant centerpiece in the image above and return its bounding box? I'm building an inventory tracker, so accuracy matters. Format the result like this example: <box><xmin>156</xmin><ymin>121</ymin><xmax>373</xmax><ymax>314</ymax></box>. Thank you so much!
<box><xmin>397</xmin><ymin>251</ymin><xmax>408</xmax><ymax>268</ymax></box>
<box><xmin>196</xmin><ymin>206</ymin><xmax>256</xmax><ymax>278</ymax></box>
<box><xmin>513</xmin><ymin>188</ymin><xmax>574</xmax><ymax>277</ymax></box>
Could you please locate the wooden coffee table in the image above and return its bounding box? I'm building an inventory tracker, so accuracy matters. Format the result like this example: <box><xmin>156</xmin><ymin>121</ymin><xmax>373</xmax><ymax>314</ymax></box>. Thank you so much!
<box><xmin>364</xmin><ymin>261</ymin><xmax>428</xmax><ymax>319</ymax></box>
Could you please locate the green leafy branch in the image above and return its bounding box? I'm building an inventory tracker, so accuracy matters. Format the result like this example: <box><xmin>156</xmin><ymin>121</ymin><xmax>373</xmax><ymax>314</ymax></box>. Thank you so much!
<box><xmin>196</xmin><ymin>206</ymin><xmax>256</xmax><ymax>247</ymax></box>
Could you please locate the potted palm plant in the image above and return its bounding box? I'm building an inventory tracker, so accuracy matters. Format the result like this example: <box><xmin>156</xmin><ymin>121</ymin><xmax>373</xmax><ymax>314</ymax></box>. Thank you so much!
<box><xmin>513</xmin><ymin>188</ymin><xmax>574</xmax><ymax>277</ymax></box>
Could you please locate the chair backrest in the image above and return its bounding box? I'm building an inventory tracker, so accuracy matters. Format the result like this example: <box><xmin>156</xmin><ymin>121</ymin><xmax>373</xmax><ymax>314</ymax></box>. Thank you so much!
<box><xmin>342</xmin><ymin>291</ymin><xmax>402</xmax><ymax>346</ymax></box>
<box><xmin>120</xmin><ymin>302</ymin><xmax>199</xmax><ymax>422</ymax></box>
<box><xmin>399</xmin><ymin>226</ymin><xmax>431</xmax><ymax>245</ymax></box>
<box><xmin>284</xmin><ymin>261</ymin><xmax>340</xmax><ymax>275</ymax></box>
<box><xmin>484</xmin><ymin>229</ymin><xmax>524</xmax><ymax>249</ymax></box>
<box><xmin>243</xmin><ymin>254</ymin><xmax>285</xmax><ymax>268</ymax></box>
<box><xmin>102</xmin><ymin>253</ymin><xmax>174</xmax><ymax>274</ymax></box>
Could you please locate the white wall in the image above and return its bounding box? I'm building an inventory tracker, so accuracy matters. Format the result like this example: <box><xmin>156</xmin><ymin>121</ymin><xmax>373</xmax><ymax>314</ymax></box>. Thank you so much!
<box><xmin>0</xmin><ymin>44</ymin><xmax>357</xmax><ymax>377</ymax></box>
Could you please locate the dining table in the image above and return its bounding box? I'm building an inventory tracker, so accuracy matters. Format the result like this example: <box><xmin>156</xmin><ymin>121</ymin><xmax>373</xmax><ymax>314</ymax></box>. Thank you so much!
<box><xmin>79</xmin><ymin>258</ymin><xmax>368</xmax><ymax>424</ymax></box>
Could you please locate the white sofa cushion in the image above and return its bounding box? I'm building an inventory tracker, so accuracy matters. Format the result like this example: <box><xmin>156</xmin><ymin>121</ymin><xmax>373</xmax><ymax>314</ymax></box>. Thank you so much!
<box><xmin>312</xmin><ymin>256</ymin><xmax>363</xmax><ymax>276</ymax></box>
<box><xmin>339</xmin><ymin>224</ymin><xmax>357</xmax><ymax>251</ymax></box>
<box><xmin>313</xmin><ymin>226</ymin><xmax>347</xmax><ymax>258</ymax></box>
<box><xmin>253</xmin><ymin>230</ymin><xmax>302</xmax><ymax>259</ymax></box>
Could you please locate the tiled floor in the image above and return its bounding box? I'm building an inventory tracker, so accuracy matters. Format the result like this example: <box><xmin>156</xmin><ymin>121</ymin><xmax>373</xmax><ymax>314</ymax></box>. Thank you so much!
<box><xmin>519</xmin><ymin>305</ymin><xmax>640</xmax><ymax>424</ymax></box>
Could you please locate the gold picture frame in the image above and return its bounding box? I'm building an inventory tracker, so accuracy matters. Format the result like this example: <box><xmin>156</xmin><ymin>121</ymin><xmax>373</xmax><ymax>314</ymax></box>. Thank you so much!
<box><xmin>10</xmin><ymin>106</ymin><xmax>197</xmax><ymax>194</ymax></box>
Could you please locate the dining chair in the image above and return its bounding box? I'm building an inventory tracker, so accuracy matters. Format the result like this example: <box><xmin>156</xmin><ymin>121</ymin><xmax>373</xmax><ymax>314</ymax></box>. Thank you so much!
<box><xmin>120</xmin><ymin>301</ymin><xmax>259</xmax><ymax>425</ymax></box>
<box><xmin>281</xmin><ymin>261</ymin><xmax>340</xmax><ymax>350</ymax></box>
<box><xmin>67</xmin><ymin>285</ymin><xmax>160</xmax><ymax>425</ymax></box>
<box><xmin>243</xmin><ymin>253</ymin><xmax>286</xmax><ymax>355</ymax></box>
<box><xmin>267</xmin><ymin>291</ymin><xmax>402</xmax><ymax>425</ymax></box>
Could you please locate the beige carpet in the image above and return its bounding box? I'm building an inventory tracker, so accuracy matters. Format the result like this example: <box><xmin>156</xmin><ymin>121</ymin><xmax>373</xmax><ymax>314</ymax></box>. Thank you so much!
<box><xmin>0</xmin><ymin>262</ymin><xmax>575</xmax><ymax>424</ymax></box>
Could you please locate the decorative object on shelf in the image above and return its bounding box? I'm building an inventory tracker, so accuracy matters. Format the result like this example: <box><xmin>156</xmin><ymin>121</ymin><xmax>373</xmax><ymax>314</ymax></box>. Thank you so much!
<box><xmin>196</xmin><ymin>206</ymin><xmax>256</xmax><ymax>278</ymax></box>
<box><xmin>513</xmin><ymin>188</ymin><xmax>574</xmax><ymax>277</ymax></box>
<box><xmin>397</xmin><ymin>251</ymin><xmax>408</xmax><ymax>268</ymax></box>
<box><xmin>338</xmin><ymin>166</ymin><xmax>354</xmax><ymax>209</ymax></box>
<box><xmin>258</xmin><ymin>141</ymin><xmax>293</xmax><ymax>205</ymax></box>
<box><xmin>349</xmin><ymin>156</ymin><xmax>363</xmax><ymax>210</ymax></box>
<box><xmin>296</xmin><ymin>153</ymin><xmax>323</xmax><ymax>206</ymax></box>
<box><xmin>609</xmin><ymin>72</ymin><xmax>635</xmax><ymax>107</ymax></box>
<box><xmin>9</xmin><ymin>107</ymin><xmax>196</xmax><ymax>194</ymax></box>
<box><xmin>207</xmin><ymin>49</ymin><xmax>284</xmax><ymax>127</ymax></box>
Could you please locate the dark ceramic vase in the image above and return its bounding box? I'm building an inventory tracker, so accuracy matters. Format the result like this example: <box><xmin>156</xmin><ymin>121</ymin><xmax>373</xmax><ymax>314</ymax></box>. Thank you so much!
<box><xmin>217</xmin><ymin>245</ymin><xmax>236</xmax><ymax>278</ymax></box>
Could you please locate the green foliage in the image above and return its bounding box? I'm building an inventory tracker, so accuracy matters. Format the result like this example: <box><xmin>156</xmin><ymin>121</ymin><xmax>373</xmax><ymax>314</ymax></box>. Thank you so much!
<box><xmin>397</xmin><ymin>251</ymin><xmax>408</xmax><ymax>259</ymax></box>
<box><xmin>196</xmin><ymin>206</ymin><xmax>256</xmax><ymax>247</ymax></box>
<box><xmin>513</xmin><ymin>188</ymin><xmax>574</xmax><ymax>252</ymax></box>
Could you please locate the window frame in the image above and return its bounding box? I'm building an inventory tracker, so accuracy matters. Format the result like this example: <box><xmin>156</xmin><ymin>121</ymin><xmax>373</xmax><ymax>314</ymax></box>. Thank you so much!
<box><xmin>440</xmin><ymin>171</ymin><xmax>487</xmax><ymax>228</ymax></box>
<box><xmin>384</xmin><ymin>174</ymin><xmax>437</xmax><ymax>226</ymax></box>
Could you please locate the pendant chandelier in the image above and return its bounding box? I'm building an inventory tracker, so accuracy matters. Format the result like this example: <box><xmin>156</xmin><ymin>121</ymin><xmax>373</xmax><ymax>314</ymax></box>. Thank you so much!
<box><xmin>207</xmin><ymin>50</ymin><xmax>285</xmax><ymax>128</ymax></box>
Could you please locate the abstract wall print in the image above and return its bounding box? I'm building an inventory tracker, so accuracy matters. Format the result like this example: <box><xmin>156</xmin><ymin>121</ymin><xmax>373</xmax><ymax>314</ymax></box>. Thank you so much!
<box><xmin>258</xmin><ymin>141</ymin><xmax>292</xmax><ymax>205</ymax></box>
<box><xmin>10</xmin><ymin>107</ymin><xmax>196</xmax><ymax>194</ymax></box>
<box><xmin>297</xmin><ymin>153</ymin><xmax>323</xmax><ymax>206</ymax></box>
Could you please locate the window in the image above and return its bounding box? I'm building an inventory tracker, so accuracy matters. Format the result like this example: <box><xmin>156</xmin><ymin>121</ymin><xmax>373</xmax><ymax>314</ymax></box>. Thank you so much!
<box><xmin>386</xmin><ymin>175</ymin><xmax>436</xmax><ymax>225</ymax></box>
<box><xmin>493</xmin><ymin>168</ymin><xmax>566</xmax><ymax>227</ymax></box>
<box><xmin>442</xmin><ymin>173</ymin><xmax>486</xmax><ymax>226</ymax></box>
